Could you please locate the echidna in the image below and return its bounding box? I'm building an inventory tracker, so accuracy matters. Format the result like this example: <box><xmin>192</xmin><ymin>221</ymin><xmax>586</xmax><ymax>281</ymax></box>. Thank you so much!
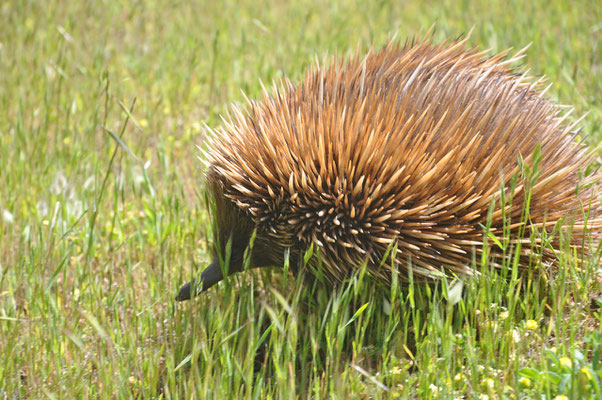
<box><xmin>176</xmin><ymin>35</ymin><xmax>601</xmax><ymax>301</ymax></box>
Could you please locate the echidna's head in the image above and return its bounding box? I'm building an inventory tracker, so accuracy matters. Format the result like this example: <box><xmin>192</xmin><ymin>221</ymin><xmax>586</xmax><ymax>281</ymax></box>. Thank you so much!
<box><xmin>176</xmin><ymin>174</ymin><xmax>284</xmax><ymax>301</ymax></box>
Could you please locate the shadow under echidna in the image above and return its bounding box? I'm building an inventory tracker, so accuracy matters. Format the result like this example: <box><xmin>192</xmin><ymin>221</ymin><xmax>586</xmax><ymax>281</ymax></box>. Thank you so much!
<box><xmin>176</xmin><ymin>34</ymin><xmax>601</xmax><ymax>302</ymax></box>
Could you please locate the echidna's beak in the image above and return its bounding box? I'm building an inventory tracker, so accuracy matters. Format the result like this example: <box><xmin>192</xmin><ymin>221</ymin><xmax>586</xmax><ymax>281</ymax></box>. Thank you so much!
<box><xmin>175</xmin><ymin>259</ymin><xmax>223</xmax><ymax>301</ymax></box>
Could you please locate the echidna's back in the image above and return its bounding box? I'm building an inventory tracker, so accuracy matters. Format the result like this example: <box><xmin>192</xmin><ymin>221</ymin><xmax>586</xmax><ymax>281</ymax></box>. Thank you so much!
<box><xmin>207</xmin><ymin>37</ymin><xmax>600</xmax><ymax>282</ymax></box>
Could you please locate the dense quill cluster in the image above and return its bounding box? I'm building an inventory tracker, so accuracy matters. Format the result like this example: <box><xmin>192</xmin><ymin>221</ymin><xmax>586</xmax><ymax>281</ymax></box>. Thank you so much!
<box><xmin>177</xmin><ymin>36</ymin><xmax>601</xmax><ymax>301</ymax></box>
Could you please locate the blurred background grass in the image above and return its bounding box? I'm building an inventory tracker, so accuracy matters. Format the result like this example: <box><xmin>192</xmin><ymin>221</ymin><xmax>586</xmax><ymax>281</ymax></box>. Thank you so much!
<box><xmin>0</xmin><ymin>0</ymin><xmax>600</xmax><ymax>398</ymax></box>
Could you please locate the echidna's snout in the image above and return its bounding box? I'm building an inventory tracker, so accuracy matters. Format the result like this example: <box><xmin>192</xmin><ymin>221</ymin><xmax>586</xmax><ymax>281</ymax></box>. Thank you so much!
<box><xmin>175</xmin><ymin>259</ymin><xmax>224</xmax><ymax>301</ymax></box>
<box><xmin>175</xmin><ymin>281</ymin><xmax>193</xmax><ymax>301</ymax></box>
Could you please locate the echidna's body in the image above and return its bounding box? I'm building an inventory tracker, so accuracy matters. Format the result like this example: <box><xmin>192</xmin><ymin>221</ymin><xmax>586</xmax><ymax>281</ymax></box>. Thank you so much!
<box><xmin>177</xmin><ymin>36</ymin><xmax>601</xmax><ymax>301</ymax></box>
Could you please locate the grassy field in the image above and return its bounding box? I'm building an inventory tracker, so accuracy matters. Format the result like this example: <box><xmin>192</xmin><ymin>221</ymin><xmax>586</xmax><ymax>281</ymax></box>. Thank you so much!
<box><xmin>1</xmin><ymin>0</ymin><xmax>601</xmax><ymax>398</ymax></box>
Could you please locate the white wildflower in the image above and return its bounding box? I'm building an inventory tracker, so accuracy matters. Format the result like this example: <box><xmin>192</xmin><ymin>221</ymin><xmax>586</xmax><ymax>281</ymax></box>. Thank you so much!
<box><xmin>83</xmin><ymin>176</ymin><xmax>95</xmax><ymax>192</ymax></box>
<box><xmin>67</xmin><ymin>200</ymin><xmax>83</xmax><ymax>218</ymax></box>
<box><xmin>2</xmin><ymin>209</ymin><xmax>13</xmax><ymax>223</ymax></box>
<box><xmin>50</xmin><ymin>171</ymin><xmax>67</xmax><ymax>195</ymax></box>
<box><xmin>37</xmin><ymin>200</ymin><xmax>49</xmax><ymax>218</ymax></box>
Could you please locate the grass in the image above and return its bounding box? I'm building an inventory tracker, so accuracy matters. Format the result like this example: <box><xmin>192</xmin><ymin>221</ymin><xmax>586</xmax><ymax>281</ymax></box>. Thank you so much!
<box><xmin>0</xmin><ymin>0</ymin><xmax>601</xmax><ymax>398</ymax></box>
